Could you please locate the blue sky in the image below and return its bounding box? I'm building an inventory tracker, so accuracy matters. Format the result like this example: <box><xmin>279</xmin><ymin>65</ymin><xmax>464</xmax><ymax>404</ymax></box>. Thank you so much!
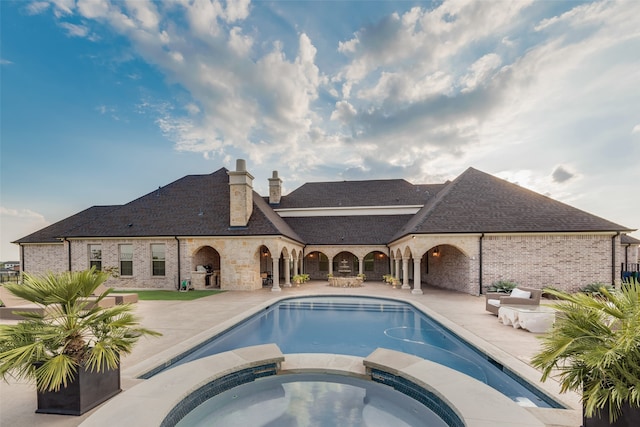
<box><xmin>1</xmin><ymin>0</ymin><xmax>639</xmax><ymax>260</ymax></box>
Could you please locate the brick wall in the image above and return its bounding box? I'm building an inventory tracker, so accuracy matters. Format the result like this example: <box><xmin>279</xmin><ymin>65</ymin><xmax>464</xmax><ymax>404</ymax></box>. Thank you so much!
<box><xmin>20</xmin><ymin>233</ymin><xmax>622</xmax><ymax>294</ymax></box>
<box><xmin>68</xmin><ymin>239</ymin><xmax>180</xmax><ymax>289</ymax></box>
<box><xmin>482</xmin><ymin>234</ymin><xmax>617</xmax><ymax>293</ymax></box>
<box><xmin>422</xmin><ymin>246</ymin><xmax>475</xmax><ymax>294</ymax></box>
<box><xmin>22</xmin><ymin>243</ymin><xmax>67</xmax><ymax>274</ymax></box>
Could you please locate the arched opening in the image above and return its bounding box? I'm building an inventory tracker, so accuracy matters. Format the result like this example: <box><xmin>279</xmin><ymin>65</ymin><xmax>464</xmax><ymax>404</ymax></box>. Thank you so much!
<box><xmin>422</xmin><ymin>244</ymin><xmax>471</xmax><ymax>293</ymax></box>
<box><xmin>259</xmin><ymin>245</ymin><xmax>273</xmax><ymax>287</ymax></box>
<box><xmin>363</xmin><ymin>251</ymin><xmax>389</xmax><ymax>280</ymax></box>
<box><xmin>192</xmin><ymin>246</ymin><xmax>221</xmax><ymax>288</ymax></box>
<box><xmin>304</xmin><ymin>251</ymin><xmax>329</xmax><ymax>280</ymax></box>
<box><xmin>333</xmin><ymin>251</ymin><xmax>358</xmax><ymax>276</ymax></box>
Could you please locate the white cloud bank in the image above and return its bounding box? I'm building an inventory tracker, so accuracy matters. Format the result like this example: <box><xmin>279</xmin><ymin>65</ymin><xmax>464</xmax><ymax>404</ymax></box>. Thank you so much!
<box><xmin>17</xmin><ymin>0</ymin><xmax>640</xmax><ymax>238</ymax></box>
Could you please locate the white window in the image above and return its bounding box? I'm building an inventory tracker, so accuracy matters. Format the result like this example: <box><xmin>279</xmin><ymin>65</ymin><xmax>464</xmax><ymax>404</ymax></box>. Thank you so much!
<box><xmin>151</xmin><ymin>244</ymin><xmax>165</xmax><ymax>276</ymax></box>
<box><xmin>89</xmin><ymin>244</ymin><xmax>102</xmax><ymax>271</ymax></box>
<box><xmin>119</xmin><ymin>244</ymin><xmax>133</xmax><ymax>276</ymax></box>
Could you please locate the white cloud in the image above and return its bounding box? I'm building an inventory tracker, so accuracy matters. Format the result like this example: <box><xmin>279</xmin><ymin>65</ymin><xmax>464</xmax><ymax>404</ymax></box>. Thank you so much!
<box><xmin>228</xmin><ymin>26</ymin><xmax>253</xmax><ymax>56</ymax></box>
<box><xmin>223</xmin><ymin>0</ymin><xmax>251</xmax><ymax>22</ymax></box>
<box><xmin>460</xmin><ymin>53</ymin><xmax>502</xmax><ymax>92</ymax></box>
<box><xmin>632</xmin><ymin>124</ymin><xmax>640</xmax><ymax>134</ymax></box>
<box><xmin>185</xmin><ymin>0</ymin><xmax>224</xmax><ymax>38</ymax></box>
<box><xmin>330</xmin><ymin>100</ymin><xmax>357</xmax><ymax>125</ymax></box>
<box><xmin>77</xmin><ymin>0</ymin><xmax>110</xmax><ymax>20</ymax></box>
<box><xmin>123</xmin><ymin>0</ymin><xmax>160</xmax><ymax>31</ymax></box>
<box><xmin>50</xmin><ymin>0</ymin><xmax>74</xmax><ymax>17</ymax></box>
<box><xmin>26</xmin><ymin>1</ymin><xmax>50</xmax><ymax>15</ymax></box>
<box><xmin>0</xmin><ymin>58</ymin><xmax>13</xmax><ymax>66</ymax></box>
<box><xmin>59</xmin><ymin>22</ymin><xmax>90</xmax><ymax>37</ymax></box>
<box><xmin>0</xmin><ymin>207</ymin><xmax>50</xmax><ymax>261</ymax></box>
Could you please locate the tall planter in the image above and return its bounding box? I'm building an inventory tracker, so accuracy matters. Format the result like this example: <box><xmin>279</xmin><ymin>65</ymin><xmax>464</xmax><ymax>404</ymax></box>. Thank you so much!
<box><xmin>584</xmin><ymin>402</ymin><xmax>640</xmax><ymax>427</ymax></box>
<box><xmin>35</xmin><ymin>361</ymin><xmax>121</xmax><ymax>415</ymax></box>
<box><xmin>531</xmin><ymin>282</ymin><xmax>640</xmax><ymax>427</ymax></box>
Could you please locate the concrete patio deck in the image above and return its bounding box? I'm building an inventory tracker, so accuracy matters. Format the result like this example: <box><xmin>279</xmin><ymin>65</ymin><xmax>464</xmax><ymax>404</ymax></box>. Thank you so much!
<box><xmin>0</xmin><ymin>281</ymin><xmax>582</xmax><ymax>427</ymax></box>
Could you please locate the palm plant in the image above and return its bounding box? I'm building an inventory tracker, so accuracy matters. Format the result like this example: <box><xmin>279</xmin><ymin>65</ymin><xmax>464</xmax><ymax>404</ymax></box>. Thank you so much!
<box><xmin>531</xmin><ymin>279</ymin><xmax>640</xmax><ymax>424</ymax></box>
<box><xmin>487</xmin><ymin>280</ymin><xmax>517</xmax><ymax>293</ymax></box>
<box><xmin>579</xmin><ymin>282</ymin><xmax>614</xmax><ymax>298</ymax></box>
<box><xmin>0</xmin><ymin>268</ymin><xmax>160</xmax><ymax>393</ymax></box>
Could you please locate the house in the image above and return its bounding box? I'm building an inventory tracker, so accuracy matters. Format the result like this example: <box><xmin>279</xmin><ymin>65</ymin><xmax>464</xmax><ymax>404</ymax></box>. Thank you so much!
<box><xmin>621</xmin><ymin>234</ymin><xmax>640</xmax><ymax>281</ymax></box>
<box><xmin>1</xmin><ymin>262</ymin><xmax>20</xmax><ymax>270</ymax></box>
<box><xmin>13</xmin><ymin>160</ymin><xmax>635</xmax><ymax>295</ymax></box>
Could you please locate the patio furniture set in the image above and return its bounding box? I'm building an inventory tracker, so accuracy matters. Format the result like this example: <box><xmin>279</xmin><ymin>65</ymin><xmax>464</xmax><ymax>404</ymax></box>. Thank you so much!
<box><xmin>485</xmin><ymin>286</ymin><xmax>556</xmax><ymax>333</ymax></box>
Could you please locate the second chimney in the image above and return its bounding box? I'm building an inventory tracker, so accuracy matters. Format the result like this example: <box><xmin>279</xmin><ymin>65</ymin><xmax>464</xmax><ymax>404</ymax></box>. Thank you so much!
<box><xmin>268</xmin><ymin>171</ymin><xmax>282</xmax><ymax>205</ymax></box>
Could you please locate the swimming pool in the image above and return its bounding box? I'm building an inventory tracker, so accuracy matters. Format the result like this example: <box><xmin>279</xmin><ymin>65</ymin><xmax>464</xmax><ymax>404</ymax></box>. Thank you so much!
<box><xmin>150</xmin><ymin>296</ymin><xmax>561</xmax><ymax>408</ymax></box>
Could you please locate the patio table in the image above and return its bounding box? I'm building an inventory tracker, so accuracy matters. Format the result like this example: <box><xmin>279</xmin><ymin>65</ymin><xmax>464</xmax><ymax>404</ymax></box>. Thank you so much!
<box><xmin>498</xmin><ymin>305</ymin><xmax>556</xmax><ymax>333</ymax></box>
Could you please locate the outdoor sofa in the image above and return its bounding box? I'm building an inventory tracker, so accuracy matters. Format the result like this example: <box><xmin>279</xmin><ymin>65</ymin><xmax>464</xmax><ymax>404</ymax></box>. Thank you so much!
<box><xmin>485</xmin><ymin>286</ymin><xmax>542</xmax><ymax>315</ymax></box>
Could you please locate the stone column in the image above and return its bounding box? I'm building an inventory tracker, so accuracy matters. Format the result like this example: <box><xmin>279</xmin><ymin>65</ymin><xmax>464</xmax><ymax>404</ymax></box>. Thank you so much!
<box><xmin>412</xmin><ymin>258</ymin><xmax>423</xmax><ymax>295</ymax></box>
<box><xmin>394</xmin><ymin>258</ymin><xmax>400</xmax><ymax>281</ymax></box>
<box><xmin>329</xmin><ymin>256</ymin><xmax>334</xmax><ymax>276</ymax></box>
<box><xmin>284</xmin><ymin>257</ymin><xmax>291</xmax><ymax>287</ymax></box>
<box><xmin>271</xmin><ymin>257</ymin><xmax>280</xmax><ymax>292</ymax></box>
<box><xmin>358</xmin><ymin>257</ymin><xmax>364</xmax><ymax>275</ymax></box>
<box><xmin>293</xmin><ymin>257</ymin><xmax>299</xmax><ymax>277</ymax></box>
<box><xmin>402</xmin><ymin>258</ymin><xmax>410</xmax><ymax>289</ymax></box>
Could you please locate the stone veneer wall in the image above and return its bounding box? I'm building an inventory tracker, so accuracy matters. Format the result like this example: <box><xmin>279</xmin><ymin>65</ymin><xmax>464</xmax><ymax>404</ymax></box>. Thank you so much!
<box><xmin>482</xmin><ymin>234</ymin><xmax>618</xmax><ymax>293</ymax></box>
<box><xmin>182</xmin><ymin>237</ymin><xmax>285</xmax><ymax>291</ymax></box>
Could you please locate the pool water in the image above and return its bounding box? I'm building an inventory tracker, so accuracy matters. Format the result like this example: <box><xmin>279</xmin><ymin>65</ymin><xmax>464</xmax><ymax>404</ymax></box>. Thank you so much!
<box><xmin>160</xmin><ymin>296</ymin><xmax>560</xmax><ymax>408</ymax></box>
<box><xmin>175</xmin><ymin>373</ymin><xmax>449</xmax><ymax>427</ymax></box>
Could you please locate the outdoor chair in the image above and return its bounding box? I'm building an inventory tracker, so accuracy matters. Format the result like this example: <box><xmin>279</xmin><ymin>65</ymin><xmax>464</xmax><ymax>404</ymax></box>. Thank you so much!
<box><xmin>485</xmin><ymin>286</ymin><xmax>542</xmax><ymax>315</ymax></box>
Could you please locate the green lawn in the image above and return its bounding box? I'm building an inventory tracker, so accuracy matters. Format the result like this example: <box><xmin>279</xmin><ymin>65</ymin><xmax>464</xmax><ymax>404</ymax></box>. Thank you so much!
<box><xmin>112</xmin><ymin>289</ymin><xmax>225</xmax><ymax>301</ymax></box>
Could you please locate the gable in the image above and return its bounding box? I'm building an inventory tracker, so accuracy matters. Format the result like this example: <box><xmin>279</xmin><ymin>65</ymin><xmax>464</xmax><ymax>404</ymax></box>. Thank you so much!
<box><xmin>392</xmin><ymin>167</ymin><xmax>632</xmax><ymax>240</ymax></box>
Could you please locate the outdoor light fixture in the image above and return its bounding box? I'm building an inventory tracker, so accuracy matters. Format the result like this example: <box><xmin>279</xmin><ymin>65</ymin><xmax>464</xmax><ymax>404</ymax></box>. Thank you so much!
<box><xmin>433</xmin><ymin>247</ymin><xmax>440</xmax><ymax>257</ymax></box>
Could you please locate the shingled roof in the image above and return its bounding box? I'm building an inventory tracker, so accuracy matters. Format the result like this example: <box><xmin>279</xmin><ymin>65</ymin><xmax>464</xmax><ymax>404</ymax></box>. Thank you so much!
<box><xmin>391</xmin><ymin>167</ymin><xmax>632</xmax><ymax>240</ymax></box>
<box><xmin>276</xmin><ymin>179</ymin><xmax>443</xmax><ymax>208</ymax></box>
<box><xmin>15</xmin><ymin>166</ymin><xmax>633</xmax><ymax>247</ymax></box>
<box><xmin>13</xmin><ymin>206</ymin><xmax>120</xmax><ymax>244</ymax></box>
<box><xmin>284</xmin><ymin>215</ymin><xmax>414</xmax><ymax>245</ymax></box>
<box><xmin>16</xmin><ymin>168</ymin><xmax>303</xmax><ymax>243</ymax></box>
<box><xmin>622</xmin><ymin>234</ymin><xmax>640</xmax><ymax>245</ymax></box>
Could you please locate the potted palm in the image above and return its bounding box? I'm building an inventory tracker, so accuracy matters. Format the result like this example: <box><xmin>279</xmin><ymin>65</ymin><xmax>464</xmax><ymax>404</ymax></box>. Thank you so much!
<box><xmin>0</xmin><ymin>268</ymin><xmax>160</xmax><ymax>415</ymax></box>
<box><xmin>531</xmin><ymin>279</ymin><xmax>640</xmax><ymax>426</ymax></box>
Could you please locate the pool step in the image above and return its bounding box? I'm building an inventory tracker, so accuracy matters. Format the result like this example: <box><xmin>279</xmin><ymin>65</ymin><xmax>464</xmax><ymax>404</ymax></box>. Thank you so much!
<box><xmin>278</xmin><ymin>301</ymin><xmax>410</xmax><ymax>313</ymax></box>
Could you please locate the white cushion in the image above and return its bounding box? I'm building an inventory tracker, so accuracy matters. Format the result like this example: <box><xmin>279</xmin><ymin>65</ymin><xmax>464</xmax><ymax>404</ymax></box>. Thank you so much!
<box><xmin>510</xmin><ymin>288</ymin><xmax>531</xmax><ymax>299</ymax></box>
<box><xmin>487</xmin><ymin>299</ymin><xmax>501</xmax><ymax>307</ymax></box>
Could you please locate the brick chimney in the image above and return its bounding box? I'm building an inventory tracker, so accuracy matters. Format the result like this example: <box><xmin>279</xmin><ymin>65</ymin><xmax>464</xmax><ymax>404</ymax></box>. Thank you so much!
<box><xmin>227</xmin><ymin>159</ymin><xmax>254</xmax><ymax>227</ymax></box>
<box><xmin>268</xmin><ymin>170</ymin><xmax>282</xmax><ymax>205</ymax></box>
